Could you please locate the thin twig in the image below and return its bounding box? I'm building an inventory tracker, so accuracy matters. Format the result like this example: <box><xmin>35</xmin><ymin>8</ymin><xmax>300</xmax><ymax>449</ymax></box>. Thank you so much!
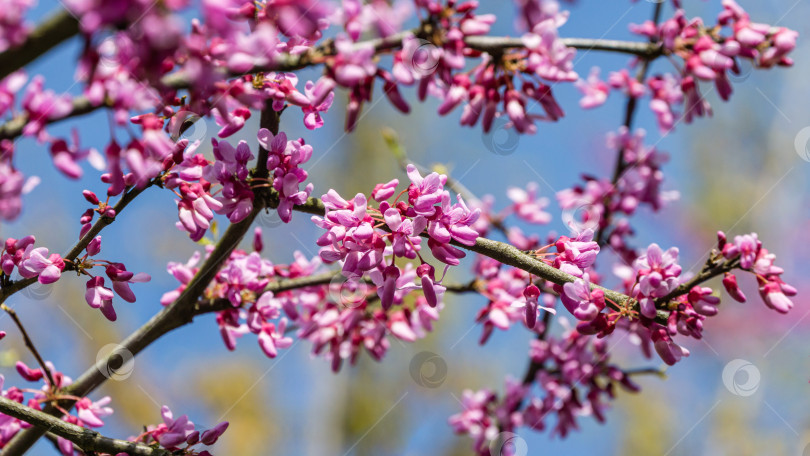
<box><xmin>0</xmin><ymin>10</ymin><xmax>79</xmax><ymax>80</ymax></box>
<box><xmin>596</xmin><ymin>1</ymin><xmax>665</xmax><ymax>246</ymax></box>
<box><xmin>0</xmin><ymin>183</ymin><xmax>153</xmax><ymax>304</ymax></box>
<box><xmin>0</xmin><ymin>303</ymin><xmax>57</xmax><ymax>388</ymax></box>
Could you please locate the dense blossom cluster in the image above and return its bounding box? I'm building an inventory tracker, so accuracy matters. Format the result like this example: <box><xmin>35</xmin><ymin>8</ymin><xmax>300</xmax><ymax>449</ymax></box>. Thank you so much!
<box><xmin>450</xmin><ymin>325</ymin><xmax>640</xmax><ymax>454</ymax></box>
<box><xmin>0</xmin><ymin>0</ymin><xmax>801</xmax><ymax>454</ymax></box>
<box><xmin>0</xmin><ymin>364</ymin><xmax>226</xmax><ymax>454</ymax></box>
<box><xmin>126</xmin><ymin>405</ymin><xmax>228</xmax><ymax>456</ymax></box>
<box><xmin>580</xmin><ymin>0</ymin><xmax>798</xmax><ymax>132</ymax></box>
<box><xmin>0</xmin><ymin>0</ymin><xmax>797</xmax><ymax>226</ymax></box>
<box><xmin>0</xmin><ymin>362</ymin><xmax>113</xmax><ymax>453</ymax></box>
<box><xmin>0</xmin><ymin>233</ymin><xmax>150</xmax><ymax>321</ymax></box>
<box><xmin>557</xmin><ymin>128</ymin><xmax>678</xmax><ymax>261</ymax></box>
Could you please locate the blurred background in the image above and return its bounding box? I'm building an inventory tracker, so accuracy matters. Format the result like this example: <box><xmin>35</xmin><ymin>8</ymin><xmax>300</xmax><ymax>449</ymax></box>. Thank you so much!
<box><xmin>3</xmin><ymin>0</ymin><xmax>810</xmax><ymax>454</ymax></box>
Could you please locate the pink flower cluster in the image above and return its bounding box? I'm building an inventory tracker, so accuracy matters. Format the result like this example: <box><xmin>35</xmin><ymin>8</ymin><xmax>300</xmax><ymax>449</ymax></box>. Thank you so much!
<box><xmin>162</xmin><ymin>228</ymin><xmax>442</xmax><ymax>372</ymax></box>
<box><xmin>0</xmin><ymin>140</ymin><xmax>34</xmax><ymax>222</ymax></box>
<box><xmin>1</xmin><ymin>236</ymin><xmax>64</xmax><ymax>284</ymax></box>
<box><xmin>473</xmin><ymin>255</ymin><xmax>556</xmax><ymax>342</ymax></box>
<box><xmin>557</xmin><ymin>128</ymin><xmax>678</xmax><ymax>257</ymax></box>
<box><xmin>257</xmin><ymin>128</ymin><xmax>314</xmax><ymax>223</ymax></box>
<box><xmin>449</xmin><ymin>327</ymin><xmax>639</xmax><ymax>454</ymax></box>
<box><xmin>631</xmin><ymin>2</ymin><xmax>796</xmax><ymax>131</ymax></box>
<box><xmin>130</xmin><ymin>405</ymin><xmax>228</xmax><ymax>455</ymax></box>
<box><xmin>159</xmin><ymin>127</ymin><xmax>316</xmax><ymax>241</ymax></box>
<box><xmin>314</xmin><ymin>164</ymin><xmax>479</xmax><ymax>277</ymax></box>
<box><xmin>718</xmin><ymin>231</ymin><xmax>796</xmax><ymax>313</ymax></box>
<box><xmin>0</xmin><ymin>361</ymin><xmax>112</xmax><ymax>454</ymax></box>
<box><xmin>0</xmin><ymin>0</ymin><xmax>33</xmax><ymax>53</ymax></box>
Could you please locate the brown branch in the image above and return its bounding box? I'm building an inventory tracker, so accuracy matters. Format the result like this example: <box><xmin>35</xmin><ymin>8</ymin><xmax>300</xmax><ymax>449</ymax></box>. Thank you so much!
<box><xmin>656</xmin><ymin>255</ymin><xmax>739</xmax><ymax>305</ymax></box>
<box><xmin>0</xmin><ymin>182</ymin><xmax>152</xmax><ymax>304</ymax></box>
<box><xmin>0</xmin><ymin>10</ymin><xmax>79</xmax><ymax>80</ymax></box>
<box><xmin>0</xmin><ymin>396</ymin><xmax>170</xmax><ymax>456</ymax></box>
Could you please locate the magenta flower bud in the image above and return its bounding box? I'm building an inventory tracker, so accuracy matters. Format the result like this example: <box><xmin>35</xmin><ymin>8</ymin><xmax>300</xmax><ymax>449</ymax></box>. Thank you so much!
<box><xmin>102</xmin><ymin>207</ymin><xmax>116</xmax><ymax>218</ymax></box>
<box><xmin>523</xmin><ymin>285</ymin><xmax>539</xmax><ymax>329</ymax></box>
<box><xmin>416</xmin><ymin>263</ymin><xmax>435</xmax><ymax>280</ymax></box>
<box><xmin>383</xmin><ymin>81</ymin><xmax>410</xmax><ymax>114</ymax></box>
<box><xmin>185</xmin><ymin>431</ymin><xmax>200</xmax><ymax>445</ymax></box>
<box><xmin>15</xmin><ymin>361</ymin><xmax>43</xmax><ymax>382</ymax></box>
<box><xmin>253</xmin><ymin>227</ymin><xmax>263</xmax><ymax>253</ymax></box>
<box><xmin>86</xmin><ymin>236</ymin><xmax>102</xmax><ymax>257</ymax></box>
<box><xmin>717</xmin><ymin>230</ymin><xmax>727</xmax><ymax>249</ymax></box>
<box><xmin>80</xmin><ymin>223</ymin><xmax>92</xmax><ymax>239</ymax></box>
<box><xmin>0</xmin><ymin>331</ymin><xmax>5</xmax><ymax>340</ymax></box>
<box><xmin>80</xmin><ymin>208</ymin><xmax>94</xmax><ymax>224</ymax></box>
<box><xmin>722</xmin><ymin>273</ymin><xmax>746</xmax><ymax>303</ymax></box>
<box><xmin>380</xmin><ymin>265</ymin><xmax>400</xmax><ymax>310</ymax></box>
<box><xmin>200</xmin><ymin>422</ymin><xmax>229</xmax><ymax>445</ymax></box>
<box><xmin>82</xmin><ymin>190</ymin><xmax>99</xmax><ymax>205</ymax></box>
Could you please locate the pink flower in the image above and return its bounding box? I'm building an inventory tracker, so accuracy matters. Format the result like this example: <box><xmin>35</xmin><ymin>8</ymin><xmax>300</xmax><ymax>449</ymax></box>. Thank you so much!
<box><xmin>332</xmin><ymin>37</ymin><xmax>377</xmax><ymax>87</ymax></box>
<box><xmin>758</xmin><ymin>280</ymin><xmax>794</xmax><ymax>314</ymax></box>
<box><xmin>85</xmin><ymin>276</ymin><xmax>117</xmax><ymax>321</ymax></box>
<box><xmin>575</xmin><ymin>67</ymin><xmax>609</xmax><ymax>109</ymax></box>
<box><xmin>18</xmin><ymin>246</ymin><xmax>64</xmax><ymax>284</ymax></box>
<box><xmin>176</xmin><ymin>182</ymin><xmax>224</xmax><ymax>241</ymax></box>
<box><xmin>522</xmin><ymin>15</ymin><xmax>578</xmax><ymax>82</ymax></box>
<box><xmin>257</xmin><ymin>129</ymin><xmax>314</xmax><ymax>223</ymax></box>
<box><xmin>384</xmin><ymin>207</ymin><xmax>426</xmax><ymax>259</ymax></box>
<box><xmin>257</xmin><ymin>319</ymin><xmax>293</xmax><ymax>358</ymax></box>
<box><xmin>371</xmin><ymin>179</ymin><xmax>399</xmax><ymax>202</ymax></box>
<box><xmin>561</xmin><ymin>274</ymin><xmax>605</xmax><ymax>321</ymax></box>
<box><xmin>651</xmin><ymin>328</ymin><xmax>689</xmax><ymax>365</ymax></box>
<box><xmin>75</xmin><ymin>396</ymin><xmax>113</xmax><ymax>428</ymax></box>
<box><xmin>21</xmin><ymin>76</ymin><xmax>73</xmax><ymax>141</ymax></box>
<box><xmin>507</xmin><ymin>182</ymin><xmax>551</xmax><ymax>225</ymax></box>
<box><xmin>608</xmin><ymin>69</ymin><xmax>647</xmax><ymax>98</ymax></box>
<box><xmin>406</xmin><ymin>164</ymin><xmax>446</xmax><ymax>216</ymax></box>
<box><xmin>104</xmin><ymin>262</ymin><xmax>151</xmax><ymax>303</ymax></box>
<box><xmin>722</xmin><ymin>233</ymin><xmax>759</xmax><ymax>269</ymax></box>
<box><xmin>154</xmin><ymin>405</ymin><xmax>195</xmax><ymax>448</ymax></box>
